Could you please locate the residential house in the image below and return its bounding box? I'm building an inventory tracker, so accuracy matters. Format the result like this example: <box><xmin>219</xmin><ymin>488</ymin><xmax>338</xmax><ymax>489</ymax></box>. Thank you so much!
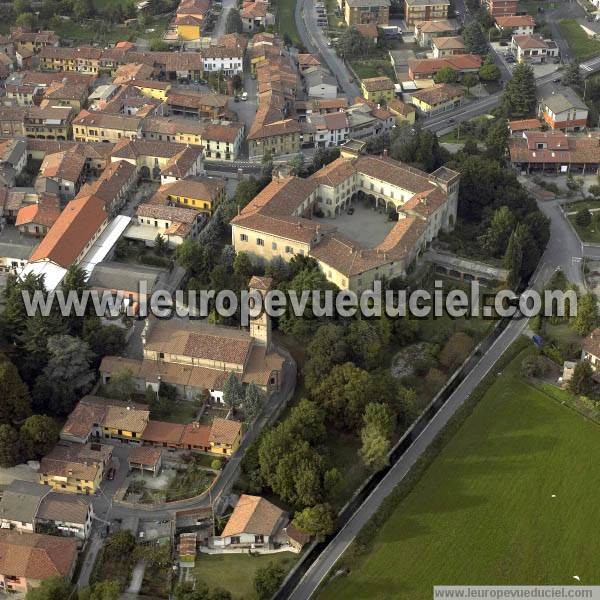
<box><xmin>142</xmin><ymin>117</ymin><xmax>245</xmax><ymax>161</ymax></box>
<box><xmin>354</xmin><ymin>23</ymin><xmax>379</xmax><ymax>44</ymax></box>
<box><xmin>15</xmin><ymin>194</ymin><xmax>61</xmax><ymax>237</ymax></box>
<box><xmin>508</xmin><ymin>118</ymin><xmax>542</xmax><ymax>134</ymax></box>
<box><xmin>341</xmin><ymin>0</ymin><xmax>390</xmax><ymax>26</ymax></box>
<box><xmin>432</xmin><ymin>36</ymin><xmax>465</xmax><ymax>58</ymax></box>
<box><xmin>209</xmin><ymin>418</ymin><xmax>242</xmax><ymax>456</ymax></box>
<box><xmin>360</xmin><ymin>76</ymin><xmax>396</xmax><ymax>103</ymax></box>
<box><xmin>538</xmin><ymin>87</ymin><xmax>588</xmax><ymax>132</ymax></box>
<box><xmin>345</xmin><ymin>100</ymin><xmax>395</xmax><ymax>139</ymax></box>
<box><xmin>126</xmin><ymin>202</ymin><xmax>207</xmax><ymax>246</ymax></box>
<box><xmin>60</xmin><ymin>395</ymin><xmax>149</xmax><ymax>444</ymax></box>
<box><xmin>113</xmin><ymin>62</ymin><xmax>156</xmax><ymax>85</ymax></box>
<box><xmin>581</xmin><ymin>328</ymin><xmax>600</xmax><ymax>370</ymax></box>
<box><xmin>72</xmin><ymin>111</ymin><xmax>143</xmax><ymax>144</ymax></box>
<box><xmin>386</xmin><ymin>98</ymin><xmax>416</xmax><ymax>124</ymax></box>
<box><xmin>404</xmin><ymin>0</ymin><xmax>450</xmax><ymax>26</ymax></box>
<box><xmin>39</xmin><ymin>443</ymin><xmax>113</xmax><ymax>494</ymax></box>
<box><xmin>240</xmin><ymin>0</ymin><xmax>270</xmax><ymax>32</ymax></box>
<box><xmin>110</xmin><ymin>139</ymin><xmax>204</xmax><ymax>182</ymax></box>
<box><xmin>0</xmin><ymin>531</ymin><xmax>77</xmax><ymax>594</ymax></box>
<box><xmin>23</xmin><ymin>105</ymin><xmax>73</xmax><ymax>140</ymax></box>
<box><xmin>35</xmin><ymin>148</ymin><xmax>87</xmax><ymax>200</ymax></box>
<box><xmin>149</xmin><ymin>177</ymin><xmax>226</xmax><ymax>214</ymax></box>
<box><xmin>41</xmin><ymin>81</ymin><xmax>89</xmax><ymax>111</ymax></box>
<box><xmin>0</xmin><ymin>224</ymin><xmax>38</xmax><ymax>273</ymax></box>
<box><xmin>131</xmin><ymin>80</ymin><xmax>172</xmax><ymax>102</ymax></box>
<box><xmin>410</xmin><ymin>83</ymin><xmax>463</xmax><ymax>115</ymax></box>
<box><xmin>129</xmin><ymin>446</ymin><xmax>162</xmax><ymax>476</ymax></box>
<box><xmin>508</xmin><ymin>130</ymin><xmax>600</xmax><ymax>175</ymax></box>
<box><xmin>202</xmin><ymin>45</ymin><xmax>244</xmax><ymax>76</ymax></box>
<box><xmin>36</xmin><ymin>493</ymin><xmax>94</xmax><ymax>540</ymax></box>
<box><xmin>175</xmin><ymin>0</ymin><xmax>210</xmax><ymax>40</ymax></box>
<box><xmin>39</xmin><ymin>46</ymin><xmax>104</xmax><ymax>74</ymax></box>
<box><xmin>298</xmin><ymin>54</ymin><xmax>321</xmax><ymax>72</ymax></box>
<box><xmin>305</xmin><ymin>112</ymin><xmax>350</xmax><ymax>148</ymax></box>
<box><xmin>511</xmin><ymin>34</ymin><xmax>558</xmax><ymax>63</ymax></box>
<box><xmin>304</xmin><ymin>66</ymin><xmax>338</xmax><ymax>99</ymax></box>
<box><xmin>407</xmin><ymin>54</ymin><xmax>482</xmax><ymax>80</ymax></box>
<box><xmin>0</xmin><ymin>138</ymin><xmax>27</xmax><ymax>174</ymax></box>
<box><xmin>0</xmin><ymin>481</ymin><xmax>51</xmax><ymax>534</ymax></box>
<box><xmin>213</xmin><ymin>494</ymin><xmax>287</xmax><ymax>549</ymax></box>
<box><xmin>10</xmin><ymin>28</ymin><xmax>58</xmax><ymax>54</ymax></box>
<box><xmin>78</xmin><ymin>159</ymin><xmax>138</xmax><ymax>215</ymax></box>
<box><xmin>414</xmin><ymin>19</ymin><xmax>456</xmax><ymax>46</ymax></box>
<box><xmin>484</xmin><ymin>0</ymin><xmax>518</xmax><ymax>17</ymax></box>
<box><xmin>166</xmin><ymin>91</ymin><xmax>229</xmax><ymax>120</ymax></box>
<box><xmin>495</xmin><ymin>15</ymin><xmax>535</xmax><ymax>36</ymax></box>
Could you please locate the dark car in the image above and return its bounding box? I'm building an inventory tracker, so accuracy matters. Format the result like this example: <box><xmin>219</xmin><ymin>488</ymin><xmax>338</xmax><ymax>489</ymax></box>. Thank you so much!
<box><xmin>107</xmin><ymin>467</ymin><xmax>115</xmax><ymax>481</ymax></box>
<box><xmin>347</xmin><ymin>206</ymin><xmax>355</xmax><ymax>215</ymax></box>
<box><xmin>448</xmin><ymin>118</ymin><xmax>455</xmax><ymax>124</ymax></box>
<box><xmin>499</xmin><ymin>41</ymin><xmax>508</xmax><ymax>46</ymax></box>
<box><xmin>553</xmin><ymin>77</ymin><xmax>561</xmax><ymax>83</ymax></box>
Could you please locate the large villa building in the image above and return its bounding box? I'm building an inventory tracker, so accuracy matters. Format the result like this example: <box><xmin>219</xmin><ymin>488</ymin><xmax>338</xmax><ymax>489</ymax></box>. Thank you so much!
<box><xmin>231</xmin><ymin>148</ymin><xmax>460</xmax><ymax>292</ymax></box>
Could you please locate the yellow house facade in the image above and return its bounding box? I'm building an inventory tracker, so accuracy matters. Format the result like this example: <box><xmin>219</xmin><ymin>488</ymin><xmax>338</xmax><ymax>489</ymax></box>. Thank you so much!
<box><xmin>360</xmin><ymin>76</ymin><xmax>396</xmax><ymax>103</ymax></box>
<box><xmin>39</xmin><ymin>444</ymin><xmax>112</xmax><ymax>495</ymax></box>
<box><xmin>209</xmin><ymin>418</ymin><xmax>242</xmax><ymax>456</ymax></box>
<box><xmin>132</xmin><ymin>80</ymin><xmax>172</xmax><ymax>101</ymax></box>
<box><xmin>73</xmin><ymin>112</ymin><xmax>142</xmax><ymax>143</ymax></box>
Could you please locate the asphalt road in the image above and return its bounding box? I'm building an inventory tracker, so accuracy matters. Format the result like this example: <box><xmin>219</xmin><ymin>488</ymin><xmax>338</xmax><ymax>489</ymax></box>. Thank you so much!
<box><xmin>287</xmin><ymin>193</ymin><xmax>585</xmax><ymax>599</ymax></box>
<box><xmin>423</xmin><ymin>71</ymin><xmax>563</xmax><ymax>133</ymax></box>
<box><xmin>295</xmin><ymin>0</ymin><xmax>361</xmax><ymax>100</ymax></box>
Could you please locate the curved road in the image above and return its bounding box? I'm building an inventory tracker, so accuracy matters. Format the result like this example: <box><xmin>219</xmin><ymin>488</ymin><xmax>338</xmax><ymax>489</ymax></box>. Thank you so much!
<box><xmin>287</xmin><ymin>194</ymin><xmax>584</xmax><ymax>599</ymax></box>
<box><xmin>294</xmin><ymin>0</ymin><xmax>361</xmax><ymax>99</ymax></box>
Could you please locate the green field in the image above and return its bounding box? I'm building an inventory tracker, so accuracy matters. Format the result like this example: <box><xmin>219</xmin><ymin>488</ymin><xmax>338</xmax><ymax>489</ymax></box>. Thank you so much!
<box><xmin>349</xmin><ymin>58</ymin><xmax>396</xmax><ymax>82</ymax></box>
<box><xmin>193</xmin><ymin>553</ymin><xmax>297</xmax><ymax>599</ymax></box>
<box><xmin>276</xmin><ymin>0</ymin><xmax>301</xmax><ymax>45</ymax></box>
<box><xmin>320</xmin><ymin>346</ymin><xmax>600</xmax><ymax>599</ymax></box>
<box><xmin>567</xmin><ymin>212</ymin><xmax>600</xmax><ymax>243</ymax></box>
<box><xmin>559</xmin><ymin>18</ymin><xmax>600</xmax><ymax>61</ymax></box>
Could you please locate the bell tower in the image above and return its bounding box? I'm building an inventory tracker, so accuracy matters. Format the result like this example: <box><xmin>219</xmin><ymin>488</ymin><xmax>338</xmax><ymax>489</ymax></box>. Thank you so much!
<box><xmin>248</xmin><ymin>275</ymin><xmax>273</xmax><ymax>350</ymax></box>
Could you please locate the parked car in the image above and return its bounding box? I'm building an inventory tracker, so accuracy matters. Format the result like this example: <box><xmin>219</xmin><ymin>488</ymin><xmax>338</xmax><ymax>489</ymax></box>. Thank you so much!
<box><xmin>347</xmin><ymin>206</ymin><xmax>355</xmax><ymax>215</ymax></box>
<box><xmin>241</xmin><ymin>91</ymin><xmax>248</xmax><ymax>101</ymax></box>
<box><xmin>107</xmin><ymin>467</ymin><xmax>115</xmax><ymax>481</ymax></box>
<box><xmin>552</xmin><ymin>77</ymin><xmax>561</xmax><ymax>83</ymax></box>
<box><xmin>499</xmin><ymin>41</ymin><xmax>508</xmax><ymax>46</ymax></box>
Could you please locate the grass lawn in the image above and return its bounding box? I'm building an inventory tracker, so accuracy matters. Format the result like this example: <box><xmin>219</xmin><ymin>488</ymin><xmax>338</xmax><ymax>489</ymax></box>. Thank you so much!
<box><xmin>193</xmin><ymin>553</ymin><xmax>297</xmax><ymax>599</ymax></box>
<box><xmin>559</xmin><ymin>18</ymin><xmax>600</xmax><ymax>61</ymax></box>
<box><xmin>161</xmin><ymin>399</ymin><xmax>201</xmax><ymax>424</ymax></box>
<box><xmin>319</xmin><ymin>346</ymin><xmax>600</xmax><ymax>600</ymax></box>
<box><xmin>276</xmin><ymin>0</ymin><xmax>300</xmax><ymax>46</ymax></box>
<box><xmin>349</xmin><ymin>58</ymin><xmax>396</xmax><ymax>82</ymax></box>
<box><xmin>565</xmin><ymin>199</ymin><xmax>600</xmax><ymax>213</ymax></box>
<box><xmin>567</xmin><ymin>213</ymin><xmax>600</xmax><ymax>243</ymax></box>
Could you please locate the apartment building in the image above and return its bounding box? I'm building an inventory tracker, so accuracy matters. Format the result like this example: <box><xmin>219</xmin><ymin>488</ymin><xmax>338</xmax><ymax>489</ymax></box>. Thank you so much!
<box><xmin>404</xmin><ymin>0</ymin><xmax>450</xmax><ymax>26</ymax></box>
<box><xmin>341</xmin><ymin>0</ymin><xmax>390</xmax><ymax>26</ymax></box>
<box><xmin>538</xmin><ymin>87</ymin><xmax>588</xmax><ymax>132</ymax></box>
<box><xmin>72</xmin><ymin>111</ymin><xmax>142</xmax><ymax>143</ymax></box>
<box><xmin>484</xmin><ymin>0</ymin><xmax>518</xmax><ymax>17</ymax></box>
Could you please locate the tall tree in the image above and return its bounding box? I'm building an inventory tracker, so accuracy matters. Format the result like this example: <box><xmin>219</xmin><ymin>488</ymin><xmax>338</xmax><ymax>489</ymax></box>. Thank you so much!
<box><xmin>292</xmin><ymin>503</ymin><xmax>336</xmax><ymax>541</ymax></box>
<box><xmin>44</xmin><ymin>335</ymin><xmax>95</xmax><ymax>393</ymax></box>
<box><xmin>25</xmin><ymin>577</ymin><xmax>72</xmax><ymax>600</ymax></box>
<box><xmin>571</xmin><ymin>292</ymin><xmax>598</xmax><ymax>336</ymax></box>
<box><xmin>303</xmin><ymin>323</ymin><xmax>349</xmax><ymax>389</ymax></box>
<box><xmin>504</xmin><ymin>227</ymin><xmax>523</xmax><ymax>289</ymax></box>
<box><xmin>243</xmin><ymin>383</ymin><xmax>264</xmax><ymax>422</ymax></box>
<box><xmin>484</xmin><ymin>117</ymin><xmax>509</xmax><ymax>161</ymax></box>
<box><xmin>225</xmin><ymin>8</ymin><xmax>242</xmax><ymax>34</ymax></box>
<box><xmin>254</xmin><ymin>563</ymin><xmax>285</xmax><ymax>600</ymax></box>
<box><xmin>462</xmin><ymin>21</ymin><xmax>488</xmax><ymax>55</ymax></box>
<box><xmin>20</xmin><ymin>414</ymin><xmax>59</xmax><ymax>460</ymax></box>
<box><xmin>0</xmin><ymin>424</ymin><xmax>20</xmax><ymax>468</ymax></box>
<box><xmin>0</xmin><ymin>359</ymin><xmax>31</xmax><ymax>424</ymax></box>
<box><xmin>561</xmin><ymin>61</ymin><xmax>583</xmax><ymax>91</ymax></box>
<box><xmin>222</xmin><ymin>373</ymin><xmax>244</xmax><ymax>415</ymax></box>
<box><xmin>360</xmin><ymin>425</ymin><xmax>390</xmax><ymax>471</ymax></box>
<box><xmin>502</xmin><ymin>62</ymin><xmax>536</xmax><ymax>118</ymax></box>
<box><xmin>478</xmin><ymin>205</ymin><xmax>515</xmax><ymax>256</ymax></box>
<box><xmin>434</xmin><ymin>66</ymin><xmax>459</xmax><ymax>84</ymax></box>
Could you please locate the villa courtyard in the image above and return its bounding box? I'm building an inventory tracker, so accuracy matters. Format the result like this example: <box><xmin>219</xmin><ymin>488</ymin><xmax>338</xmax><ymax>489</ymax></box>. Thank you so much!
<box><xmin>313</xmin><ymin>201</ymin><xmax>395</xmax><ymax>248</ymax></box>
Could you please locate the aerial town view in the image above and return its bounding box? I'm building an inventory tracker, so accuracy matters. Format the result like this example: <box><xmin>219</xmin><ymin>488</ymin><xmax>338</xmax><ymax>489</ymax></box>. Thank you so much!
<box><xmin>0</xmin><ymin>0</ymin><xmax>599</xmax><ymax>597</ymax></box>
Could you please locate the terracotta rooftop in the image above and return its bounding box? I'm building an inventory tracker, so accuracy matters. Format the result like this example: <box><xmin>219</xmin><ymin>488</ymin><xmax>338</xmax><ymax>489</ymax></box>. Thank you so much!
<box><xmin>209</xmin><ymin>417</ymin><xmax>242</xmax><ymax>446</ymax></box>
<box><xmin>28</xmin><ymin>193</ymin><xmax>107</xmax><ymax>268</ymax></box>
<box><xmin>37</xmin><ymin>493</ymin><xmax>91</xmax><ymax>524</ymax></box>
<box><xmin>411</xmin><ymin>83</ymin><xmax>463</xmax><ymax>106</ymax></box>
<box><xmin>361</xmin><ymin>76</ymin><xmax>395</xmax><ymax>92</ymax></box>
<box><xmin>221</xmin><ymin>494</ymin><xmax>284</xmax><ymax>537</ymax></box>
<box><xmin>129</xmin><ymin>445</ymin><xmax>162</xmax><ymax>466</ymax></box>
<box><xmin>0</xmin><ymin>531</ymin><xmax>77</xmax><ymax>581</ymax></box>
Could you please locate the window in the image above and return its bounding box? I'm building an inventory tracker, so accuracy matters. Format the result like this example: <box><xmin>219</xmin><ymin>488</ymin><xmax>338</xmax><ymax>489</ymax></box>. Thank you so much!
<box><xmin>272</xmin><ymin>242</ymin><xmax>277</xmax><ymax>250</ymax></box>
<box><xmin>240</xmin><ymin>233</ymin><xmax>248</xmax><ymax>242</ymax></box>
<box><xmin>256</xmin><ymin>238</ymin><xmax>265</xmax><ymax>246</ymax></box>
<box><xmin>285</xmin><ymin>246</ymin><xmax>293</xmax><ymax>254</ymax></box>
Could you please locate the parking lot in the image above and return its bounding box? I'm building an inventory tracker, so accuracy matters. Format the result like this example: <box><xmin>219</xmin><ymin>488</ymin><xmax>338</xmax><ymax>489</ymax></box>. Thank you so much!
<box><xmin>490</xmin><ymin>41</ymin><xmax>562</xmax><ymax>78</ymax></box>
